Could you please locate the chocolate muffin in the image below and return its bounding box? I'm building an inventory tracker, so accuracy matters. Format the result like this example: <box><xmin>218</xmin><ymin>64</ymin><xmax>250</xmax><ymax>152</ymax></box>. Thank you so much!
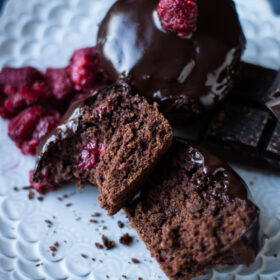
<box><xmin>97</xmin><ymin>0</ymin><xmax>246</xmax><ymax>122</ymax></box>
<box><xmin>33</xmin><ymin>80</ymin><xmax>173</xmax><ymax>215</ymax></box>
<box><xmin>125</xmin><ymin>138</ymin><xmax>261</xmax><ymax>280</ymax></box>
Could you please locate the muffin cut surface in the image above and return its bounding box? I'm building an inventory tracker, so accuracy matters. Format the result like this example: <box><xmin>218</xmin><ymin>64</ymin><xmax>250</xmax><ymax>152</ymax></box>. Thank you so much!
<box><xmin>125</xmin><ymin>138</ymin><xmax>261</xmax><ymax>280</ymax></box>
<box><xmin>33</xmin><ymin>81</ymin><xmax>173</xmax><ymax>215</ymax></box>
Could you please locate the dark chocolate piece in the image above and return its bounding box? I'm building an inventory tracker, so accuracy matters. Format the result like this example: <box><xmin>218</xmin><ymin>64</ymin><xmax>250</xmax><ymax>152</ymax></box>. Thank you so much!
<box><xmin>97</xmin><ymin>0</ymin><xmax>245</xmax><ymax>121</ymax></box>
<box><xmin>125</xmin><ymin>138</ymin><xmax>262</xmax><ymax>280</ymax></box>
<box><xmin>266</xmin><ymin>70</ymin><xmax>280</xmax><ymax>120</ymax></box>
<box><xmin>203</xmin><ymin>63</ymin><xmax>280</xmax><ymax>170</ymax></box>
<box><xmin>266</xmin><ymin>97</ymin><xmax>280</xmax><ymax>120</ymax></box>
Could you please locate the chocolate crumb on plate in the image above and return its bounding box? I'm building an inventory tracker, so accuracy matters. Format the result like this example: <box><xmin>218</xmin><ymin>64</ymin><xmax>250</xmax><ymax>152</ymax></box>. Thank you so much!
<box><xmin>102</xmin><ymin>235</ymin><xmax>116</xmax><ymax>249</ymax></box>
<box><xmin>49</xmin><ymin>246</ymin><xmax>56</xmax><ymax>252</ymax></box>
<box><xmin>95</xmin><ymin>242</ymin><xmax>104</xmax><ymax>249</ymax></box>
<box><xmin>13</xmin><ymin>186</ymin><xmax>19</xmax><ymax>191</ymax></box>
<box><xmin>92</xmin><ymin>212</ymin><xmax>101</xmax><ymax>217</ymax></box>
<box><xmin>117</xmin><ymin>221</ymin><xmax>124</xmax><ymax>228</ymax></box>
<box><xmin>66</xmin><ymin>203</ymin><xmax>73</xmax><ymax>207</ymax></box>
<box><xmin>120</xmin><ymin>233</ymin><xmax>133</xmax><ymax>246</ymax></box>
<box><xmin>28</xmin><ymin>190</ymin><xmax>35</xmax><ymax>200</ymax></box>
<box><xmin>23</xmin><ymin>186</ymin><xmax>33</xmax><ymax>190</ymax></box>
<box><xmin>131</xmin><ymin>258</ymin><xmax>140</xmax><ymax>264</ymax></box>
<box><xmin>81</xmin><ymin>254</ymin><xmax>88</xmax><ymax>258</ymax></box>
<box><xmin>37</xmin><ymin>196</ymin><xmax>44</xmax><ymax>201</ymax></box>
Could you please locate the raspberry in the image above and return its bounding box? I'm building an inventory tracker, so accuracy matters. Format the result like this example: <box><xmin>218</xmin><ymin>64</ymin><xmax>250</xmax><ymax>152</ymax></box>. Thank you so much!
<box><xmin>24</xmin><ymin>112</ymin><xmax>61</xmax><ymax>155</ymax></box>
<box><xmin>0</xmin><ymin>67</ymin><xmax>44</xmax><ymax>87</ymax></box>
<box><xmin>3</xmin><ymin>82</ymin><xmax>49</xmax><ymax>111</ymax></box>
<box><xmin>70</xmin><ymin>47</ymin><xmax>102</xmax><ymax>91</ymax></box>
<box><xmin>8</xmin><ymin>106</ymin><xmax>60</xmax><ymax>155</ymax></box>
<box><xmin>8</xmin><ymin>106</ymin><xmax>43</xmax><ymax>144</ymax></box>
<box><xmin>76</xmin><ymin>139</ymin><xmax>105</xmax><ymax>170</ymax></box>
<box><xmin>157</xmin><ymin>0</ymin><xmax>198</xmax><ymax>37</ymax></box>
<box><xmin>45</xmin><ymin>67</ymin><xmax>74</xmax><ymax>102</ymax></box>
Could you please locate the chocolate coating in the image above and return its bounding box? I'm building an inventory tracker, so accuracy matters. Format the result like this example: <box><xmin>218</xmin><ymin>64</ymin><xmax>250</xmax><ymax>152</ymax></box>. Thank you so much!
<box><xmin>172</xmin><ymin>138</ymin><xmax>262</xmax><ymax>256</ymax></box>
<box><xmin>97</xmin><ymin>0</ymin><xmax>246</xmax><ymax>120</ymax></box>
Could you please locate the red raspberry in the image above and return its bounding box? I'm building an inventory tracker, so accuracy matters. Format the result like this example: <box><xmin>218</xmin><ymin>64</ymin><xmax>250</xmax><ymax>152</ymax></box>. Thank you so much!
<box><xmin>76</xmin><ymin>139</ymin><xmax>105</xmax><ymax>170</ymax></box>
<box><xmin>0</xmin><ymin>67</ymin><xmax>44</xmax><ymax>88</ymax></box>
<box><xmin>24</xmin><ymin>112</ymin><xmax>61</xmax><ymax>155</ymax></box>
<box><xmin>70</xmin><ymin>47</ymin><xmax>101</xmax><ymax>91</ymax></box>
<box><xmin>45</xmin><ymin>67</ymin><xmax>74</xmax><ymax>102</ymax></box>
<box><xmin>8</xmin><ymin>106</ymin><xmax>43</xmax><ymax>144</ymax></box>
<box><xmin>3</xmin><ymin>82</ymin><xmax>49</xmax><ymax>111</ymax></box>
<box><xmin>157</xmin><ymin>0</ymin><xmax>198</xmax><ymax>37</ymax></box>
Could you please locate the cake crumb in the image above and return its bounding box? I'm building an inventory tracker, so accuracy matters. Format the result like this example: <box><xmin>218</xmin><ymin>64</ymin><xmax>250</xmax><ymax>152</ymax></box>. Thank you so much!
<box><xmin>49</xmin><ymin>246</ymin><xmax>56</xmax><ymax>252</ymax></box>
<box><xmin>131</xmin><ymin>258</ymin><xmax>140</xmax><ymax>264</ymax></box>
<box><xmin>249</xmin><ymin>181</ymin><xmax>254</xmax><ymax>186</ymax></box>
<box><xmin>57</xmin><ymin>197</ymin><xmax>62</xmax><ymax>201</ymax></box>
<box><xmin>117</xmin><ymin>221</ymin><xmax>124</xmax><ymax>228</ymax></box>
<box><xmin>81</xmin><ymin>254</ymin><xmax>87</xmax><ymax>258</ymax></box>
<box><xmin>44</xmin><ymin>220</ymin><xmax>52</xmax><ymax>226</ymax></box>
<box><xmin>122</xmin><ymin>275</ymin><xmax>127</xmax><ymax>279</ymax></box>
<box><xmin>23</xmin><ymin>186</ymin><xmax>32</xmax><ymax>190</ymax></box>
<box><xmin>138</xmin><ymin>278</ymin><xmax>143</xmax><ymax>280</ymax></box>
<box><xmin>91</xmin><ymin>212</ymin><xmax>101</xmax><ymax>217</ymax></box>
<box><xmin>28</xmin><ymin>190</ymin><xmax>35</xmax><ymax>200</ymax></box>
<box><xmin>54</xmin><ymin>241</ymin><xmax>59</xmax><ymax>247</ymax></box>
<box><xmin>92</xmin><ymin>257</ymin><xmax>96</xmax><ymax>261</ymax></box>
<box><xmin>120</xmin><ymin>233</ymin><xmax>133</xmax><ymax>246</ymax></box>
<box><xmin>102</xmin><ymin>235</ymin><xmax>116</xmax><ymax>250</ymax></box>
<box><xmin>37</xmin><ymin>196</ymin><xmax>44</xmax><ymax>201</ymax></box>
<box><xmin>90</xmin><ymin>219</ymin><xmax>98</xmax><ymax>223</ymax></box>
<box><xmin>95</xmin><ymin>242</ymin><xmax>104</xmax><ymax>249</ymax></box>
<box><xmin>13</xmin><ymin>186</ymin><xmax>19</xmax><ymax>191</ymax></box>
<box><xmin>66</xmin><ymin>203</ymin><xmax>73</xmax><ymax>207</ymax></box>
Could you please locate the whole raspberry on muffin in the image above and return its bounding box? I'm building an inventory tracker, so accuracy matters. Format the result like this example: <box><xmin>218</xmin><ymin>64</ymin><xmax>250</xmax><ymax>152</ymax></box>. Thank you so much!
<box><xmin>157</xmin><ymin>0</ymin><xmax>198</xmax><ymax>37</ymax></box>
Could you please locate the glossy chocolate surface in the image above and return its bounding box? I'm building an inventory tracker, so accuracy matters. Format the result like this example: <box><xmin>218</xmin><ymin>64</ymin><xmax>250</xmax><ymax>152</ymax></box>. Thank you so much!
<box><xmin>267</xmin><ymin>70</ymin><xmax>280</xmax><ymax>120</ymax></box>
<box><xmin>174</xmin><ymin>138</ymin><xmax>262</xmax><ymax>255</ymax></box>
<box><xmin>97</xmin><ymin>0</ymin><xmax>246</xmax><ymax>119</ymax></box>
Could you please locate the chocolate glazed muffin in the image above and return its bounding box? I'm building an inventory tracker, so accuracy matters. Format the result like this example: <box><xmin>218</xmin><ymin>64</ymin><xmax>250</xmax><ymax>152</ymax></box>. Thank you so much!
<box><xmin>125</xmin><ymin>138</ymin><xmax>262</xmax><ymax>280</ymax></box>
<box><xmin>97</xmin><ymin>0</ymin><xmax>246</xmax><ymax>122</ymax></box>
<box><xmin>33</xmin><ymin>80</ymin><xmax>173</xmax><ymax>215</ymax></box>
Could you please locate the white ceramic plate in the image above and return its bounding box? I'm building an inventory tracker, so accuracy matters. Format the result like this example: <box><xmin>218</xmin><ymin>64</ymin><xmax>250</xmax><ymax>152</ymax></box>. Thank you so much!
<box><xmin>0</xmin><ymin>0</ymin><xmax>280</xmax><ymax>279</ymax></box>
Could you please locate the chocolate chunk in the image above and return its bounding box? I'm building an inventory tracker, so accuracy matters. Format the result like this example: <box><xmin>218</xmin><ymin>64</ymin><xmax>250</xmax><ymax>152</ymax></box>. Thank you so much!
<box><xmin>203</xmin><ymin>63</ymin><xmax>280</xmax><ymax>171</ymax></box>
<box><xmin>232</xmin><ymin>63</ymin><xmax>277</xmax><ymax>105</ymax></box>
<box><xmin>267</xmin><ymin>97</ymin><xmax>280</xmax><ymax>120</ymax></box>
<box><xmin>265</xmin><ymin>122</ymin><xmax>280</xmax><ymax>161</ymax></box>
<box><xmin>266</xmin><ymin>70</ymin><xmax>280</xmax><ymax>120</ymax></box>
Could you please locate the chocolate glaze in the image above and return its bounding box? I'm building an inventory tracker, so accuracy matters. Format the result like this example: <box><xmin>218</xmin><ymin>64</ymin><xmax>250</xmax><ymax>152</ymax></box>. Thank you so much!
<box><xmin>35</xmin><ymin>90</ymin><xmax>101</xmax><ymax>173</ymax></box>
<box><xmin>97</xmin><ymin>0</ymin><xmax>246</xmax><ymax>120</ymax></box>
<box><xmin>173</xmin><ymin>138</ymin><xmax>262</xmax><ymax>257</ymax></box>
